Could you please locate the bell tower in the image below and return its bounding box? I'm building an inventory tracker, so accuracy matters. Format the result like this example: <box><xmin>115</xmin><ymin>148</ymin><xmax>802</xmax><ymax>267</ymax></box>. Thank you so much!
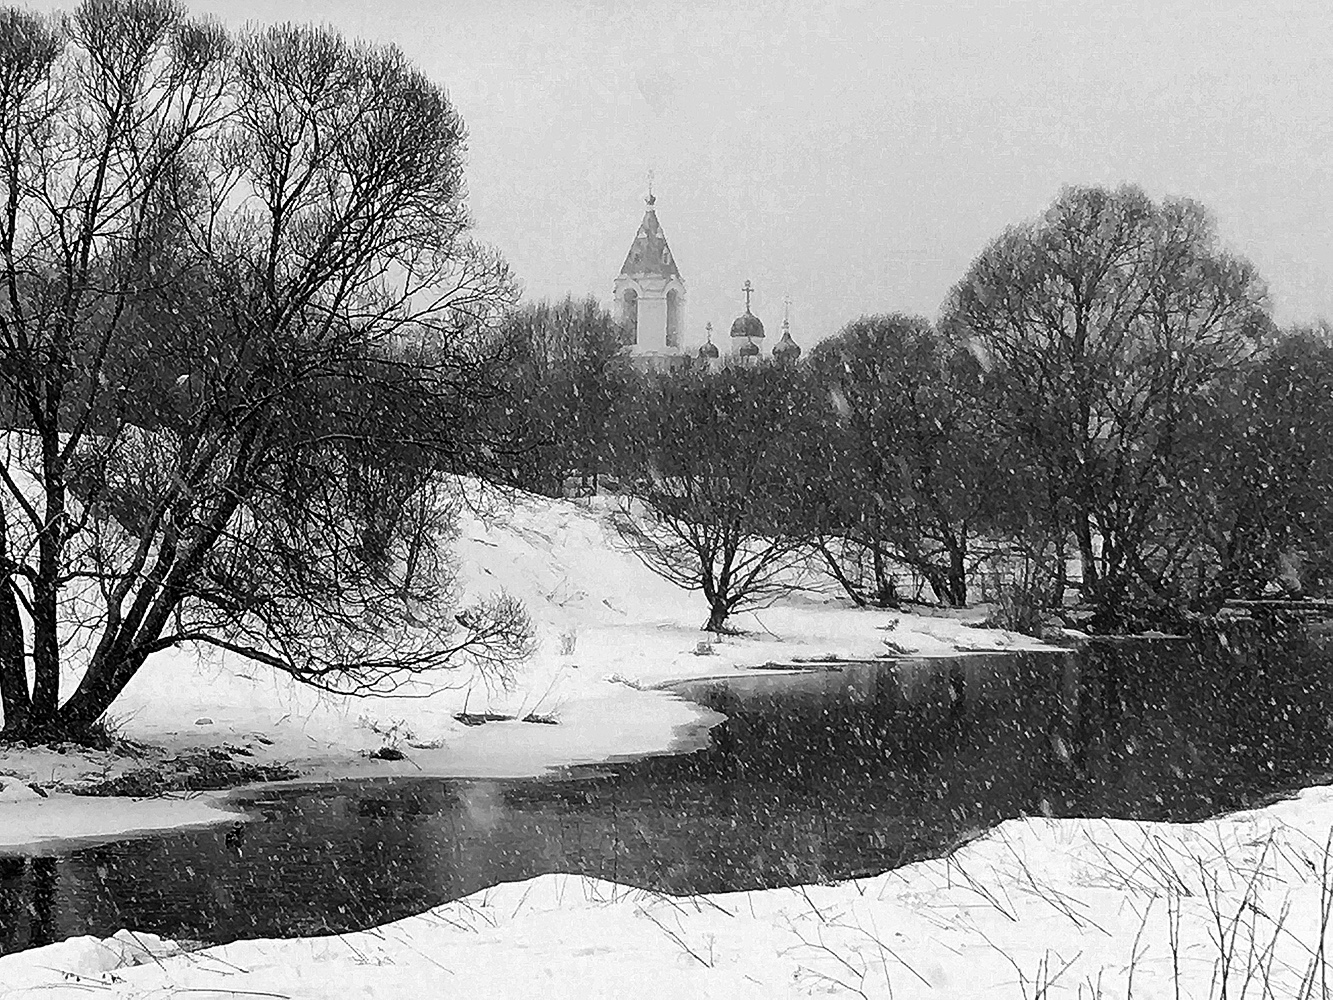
<box><xmin>614</xmin><ymin>178</ymin><xmax>686</xmax><ymax>359</ymax></box>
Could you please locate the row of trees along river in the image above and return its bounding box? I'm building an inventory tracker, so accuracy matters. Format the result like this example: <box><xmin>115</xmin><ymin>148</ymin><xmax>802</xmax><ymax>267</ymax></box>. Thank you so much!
<box><xmin>502</xmin><ymin>192</ymin><xmax>1333</xmax><ymax>635</ymax></box>
<box><xmin>0</xmin><ymin>0</ymin><xmax>1328</xmax><ymax>742</ymax></box>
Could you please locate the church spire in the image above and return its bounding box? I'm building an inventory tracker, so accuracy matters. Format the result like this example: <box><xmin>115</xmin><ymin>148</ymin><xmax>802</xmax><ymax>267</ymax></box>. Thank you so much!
<box><xmin>613</xmin><ymin>179</ymin><xmax>686</xmax><ymax>359</ymax></box>
<box><xmin>618</xmin><ymin>184</ymin><xmax>679</xmax><ymax>279</ymax></box>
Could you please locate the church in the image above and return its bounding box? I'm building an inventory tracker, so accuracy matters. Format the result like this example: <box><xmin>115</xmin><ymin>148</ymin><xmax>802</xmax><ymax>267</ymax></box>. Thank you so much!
<box><xmin>613</xmin><ymin>190</ymin><xmax>801</xmax><ymax>367</ymax></box>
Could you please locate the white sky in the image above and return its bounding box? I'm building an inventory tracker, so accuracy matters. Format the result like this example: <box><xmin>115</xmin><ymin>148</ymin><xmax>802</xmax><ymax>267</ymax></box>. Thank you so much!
<box><xmin>29</xmin><ymin>0</ymin><xmax>1333</xmax><ymax>347</ymax></box>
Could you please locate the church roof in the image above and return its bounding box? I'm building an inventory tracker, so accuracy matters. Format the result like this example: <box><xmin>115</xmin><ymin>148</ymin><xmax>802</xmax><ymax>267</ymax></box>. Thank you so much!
<box><xmin>619</xmin><ymin>195</ymin><xmax>681</xmax><ymax>280</ymax></box>
<box><xmin>730</xmin><ymin>310</ymin><xmax>764</xmax><ymax>339</ymax></box>
<box><xmin>730</xmin><ymin>280</ymin><xmax>764</xmax><ymax>339</ymax></box>
<box><xmin>773</xmin><ymin>317</ymin><xmax>800</xmax><ymax>359</ymax></box>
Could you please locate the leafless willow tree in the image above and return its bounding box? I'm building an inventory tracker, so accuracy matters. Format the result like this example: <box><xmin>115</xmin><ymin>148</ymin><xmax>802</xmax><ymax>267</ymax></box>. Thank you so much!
<box><xmin>0</xmin><ymin>1</ymin><xmax>529</xmax><ymax>740</ymax></box>
<box><xmin>806</xmin><ymin>314</ymin><xmax>1002</xmax><ymax>608</ymax></box>
<box><xmin>493</xmin><ymin>296</ymin><xmax>632</xmax><ymax>495</ymax></box>
<box><xmin>615</xmin><ymin>364</ymin><xmax>822</xmax><ymax>633</ymax></box>
<box><xmin>943</xmin><ymin>185</ymin><xmax>1271</xmax><ymax>623</ymax></box>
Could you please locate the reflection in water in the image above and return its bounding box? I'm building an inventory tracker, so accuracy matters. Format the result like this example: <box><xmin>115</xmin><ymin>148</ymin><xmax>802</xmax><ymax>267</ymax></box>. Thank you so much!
<box><xmin>2</xmin><ymin>632</ymin><xmax>1331</xmax><ymax>956</ymax></box>
<box><xmin>0</xmin><ymin>856</ymin><xmax>58</xmax><ymax>951</ymax></box>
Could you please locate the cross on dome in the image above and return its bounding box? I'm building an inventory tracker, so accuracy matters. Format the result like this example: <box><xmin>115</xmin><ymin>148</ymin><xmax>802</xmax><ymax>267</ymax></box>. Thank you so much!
<box><xmin>730</xmin><ymin>279</ymin><xmax>765</xmax><ymax>340</ymax></box>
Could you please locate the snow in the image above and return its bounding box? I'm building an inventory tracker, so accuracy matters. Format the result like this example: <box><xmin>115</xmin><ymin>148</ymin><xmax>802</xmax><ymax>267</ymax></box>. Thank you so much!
<box><xmin>2</xmin><ymin>487</ymin><xmax>1045</xmax><ymax>849</ymax></box>
<box><xmin>0</xmin><ymin>776</ymin><xmax>40</xmax><ymax>803</ymax></box>
<box><xmin>0</xmin><ymin>791</ymin><xmax>236</xmax><ymax>854</ymax></box>
<box><xmin>6</xmin><ymin>786</ymin><xmax>1333</xmax><ymax>997</ymax></box>
<box><xmin>2</xmin><ymin>485</ymin><xmax>1333</xmax><ymax>994</ymax></box>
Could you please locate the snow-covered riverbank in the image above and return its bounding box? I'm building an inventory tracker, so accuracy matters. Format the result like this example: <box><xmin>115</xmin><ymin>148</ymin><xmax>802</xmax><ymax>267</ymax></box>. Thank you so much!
<box><xmin>6</xmin><ymin>783</ymin><xmax>1333</xmax><ymax>998</ymax></box>
<box><xmin>1</xmin><ymin>490</ymin><xmax>1044</xmax><ymax>851</ymax></box>
<box><xmin>3</xmin><ymin>488</ymin><xmax>1332</xmax><ymax>996</ymax></box>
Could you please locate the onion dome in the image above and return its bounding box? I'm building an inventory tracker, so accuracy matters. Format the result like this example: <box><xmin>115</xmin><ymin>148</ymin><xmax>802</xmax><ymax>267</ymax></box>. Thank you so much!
<box><xmin>729</xmin><ymin>279</ymin><xmax>765</xmax><ymax>339</ymax></box>
<box><xmin>737</xmin><ymin>339</ymin><xmax>760</xmax><ymax>358</ymax></box>
<box><xmin>773</xmin><ymin>315</ymin><xmax>800</xmax><ymax>362</ymax></box>
<box><xmin>698</xmin><ymin>322</ymin><xmax>719</xmax><ymax>359</ymax></box>
<box><xmin>730</xmin><ymin>311</ymin><xmax>764</xmax><ymax>339</ymax></box>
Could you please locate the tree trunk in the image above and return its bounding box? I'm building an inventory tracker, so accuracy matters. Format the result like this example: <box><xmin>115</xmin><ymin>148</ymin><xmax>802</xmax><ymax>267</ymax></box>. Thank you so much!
<box><xmin>0</xmin><ymin>506</ymin><xmax>32</xmax><ymax>736</ymax></box>
<box><xmin>56</xmin><ymin>648</ymin><xmax>150</xmax><ymax>734</ymax></box>
<box><xmin>923</xmin><ymin>566</ymin><xmax>950</xmax><ymax>606</ymax></box>
<box><xmin>705</xmin><ymin>601</ymin><xmax>731</xmax><ymax>633</ymax></box>
<box><xmin>871</xmin><ymin>543</ymin><xmax>899</xmax><ymax>608</ymax></box>
<box><xmin>0</xmin><ymin>580</ymin><xmax>31</xmax><ymax>736</ymax></box>
<box><xmin>1051</xmin><ymin>549</ymin><xmax>1067</xmax><ymax>609</ymax></box>
<box><xmin>30</xmin><ymin>456</ymin><xmax>66</xmax><ymax>723</ymax></box>
<box><xmin>28</xmin><ymin>571</ymin><xmax>59</xmax><ymax>723</ymax></box>
<box><xmin>817</xmin><ymin>537</ymin><xmax>867</xmax><ymax>607</ymax></box>
<box><xmin>1076</xmin><ymin>512</ymin><xmax>1099</xmax><ymax>595</ymax></box>
<box><xmin>947</xmin><ymin>540</ymin><xmax>967</xmax><ymax>607</ymax></box>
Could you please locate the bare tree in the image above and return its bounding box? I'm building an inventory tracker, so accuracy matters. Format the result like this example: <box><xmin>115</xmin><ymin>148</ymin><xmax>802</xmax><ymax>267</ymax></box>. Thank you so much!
<box><xmin>494</xmin><ymin>296</ymin><xmax>631</xmax><ymax>495</ymax></box>
<box><xmin>807</xmin><ymin>314</ymin><xmax>1001</xmax><ymax>607</ymax></box>
<box><xmin>943</xmin><ymin>185</ymin><xmax>1270</xmax><ymax>624</ymax></box>
<box><xmin>0</xmin><ymin>3</ymin><xmax>528</xmax><ymax>740</ymax></box>
<box><xmin>1184</xmin><ymin>328</ymin><xmax>1333</xmax><ymax>602</ymax></box>
<box><xmin>615</xmin><ymin>363</ymin><xmax>820</xmax><ymax>632</ymax></box>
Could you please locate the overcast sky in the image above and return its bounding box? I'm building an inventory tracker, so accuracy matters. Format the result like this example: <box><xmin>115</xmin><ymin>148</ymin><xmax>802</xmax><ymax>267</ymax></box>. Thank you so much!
<box><xmin>32</xmin><ymin>0</ymin><xmax>1333</xmax><ymax>347</ymax></box>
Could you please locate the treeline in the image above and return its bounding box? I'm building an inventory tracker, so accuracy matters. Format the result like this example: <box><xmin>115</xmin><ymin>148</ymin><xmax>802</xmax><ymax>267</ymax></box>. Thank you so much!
<box><xmin>500</xmin><ymin>187</ymin><xmax>1333</xmax><ymax>633</ymax></box>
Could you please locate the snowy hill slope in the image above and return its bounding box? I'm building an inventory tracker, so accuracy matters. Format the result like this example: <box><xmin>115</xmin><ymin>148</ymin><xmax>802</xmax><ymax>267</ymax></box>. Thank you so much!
<box><xmin>453</xmin><ymin>489</ymin><xmax>694</xmax><ymax>628</ymax></box>
<box><xmin>0</xmin><ymin>482</ymin><xmax>1047</xmax><ymax>848</ymax></box>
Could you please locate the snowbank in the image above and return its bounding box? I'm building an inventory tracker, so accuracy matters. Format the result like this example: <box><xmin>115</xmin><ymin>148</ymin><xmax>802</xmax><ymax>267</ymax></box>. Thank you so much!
<box><xmin>0</xmin><ymin>776</ymin><xmax>40</xmax><ymax>803</ymax></box>
<box><xmin>7</xmin><ymin>785</ymin><xmax>1333</xmax><ymax>998</ymax></box>
<box><xmin>0</xmin><ymin>791</ymin><xmax>237</xmax><ymax>853</ymax></box>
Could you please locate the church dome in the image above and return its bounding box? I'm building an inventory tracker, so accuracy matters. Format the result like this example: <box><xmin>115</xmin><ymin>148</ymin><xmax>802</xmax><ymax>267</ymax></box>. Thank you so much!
<box><xmin>730</xmin><ymin>280</ymin><xmax>764</xmax><ymax>339</ymax></box>
<box><xmin>698</xmin><ymin>340</ymin><xmax>719</xmax><ymax>360</ymax></box>
<box><xmin>737</xmin><ymin>339</ymin><xmax>760</xmax><ymax>358</ymax></box>
<box><xmin>773</xmin><ymin>317</ymin><xmax>800</xmax><ymax>361</ymax></box>
<box><xmin>730</xmin><ymin>310</ymin><xmax>765</xmax><ymax>340</ymax></box>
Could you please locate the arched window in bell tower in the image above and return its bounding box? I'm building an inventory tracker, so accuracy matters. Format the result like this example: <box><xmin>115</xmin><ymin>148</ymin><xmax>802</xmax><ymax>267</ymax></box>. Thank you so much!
<box><xmin>665</xmin><ymin>289</ymin><xmax>680</xmax><ymax>348</ymax></box>
<box><xmin>622</xmin><ymin>288</ymin><xmax>638</xmax><ymax>345</ymax></box>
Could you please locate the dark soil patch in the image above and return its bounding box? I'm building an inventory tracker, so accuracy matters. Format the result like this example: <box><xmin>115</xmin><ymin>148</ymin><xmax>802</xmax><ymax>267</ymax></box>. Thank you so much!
<box><xmin>68</xmin><ymin>749</ymin><xmax>297</xmax><ymax>797</ymax></box>
<box><xmin>0</xmin><ymin>728</ymin><xmax>153</xmax><ymax>756</ymax></box>
<box><xmin>454</xmin><ymin>712</ymin><xmax>558</xmax><ymax>727</ymax></box>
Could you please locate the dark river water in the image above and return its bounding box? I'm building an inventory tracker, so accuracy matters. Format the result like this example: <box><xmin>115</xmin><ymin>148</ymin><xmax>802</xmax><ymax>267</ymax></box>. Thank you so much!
<box><xmin>4</xmin><ymin>625</ymin><xmax>1332</xmax><ymax>954</ymax></box>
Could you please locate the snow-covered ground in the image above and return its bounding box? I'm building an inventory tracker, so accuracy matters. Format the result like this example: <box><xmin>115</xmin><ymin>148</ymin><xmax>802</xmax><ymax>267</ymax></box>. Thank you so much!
<box><xmin>11</xmin><ymin>486</ymin><xmax>1329</xmax><ymax>997</ymax></box>
<box><xmin>6</xmin><ymin>785</ymin><xmax>1333</xmax><ymax>998</ymax></box>
<box><xmin>2</xmin><ymin>488</ymin><xmax>1044</xmax><ymax>850</ymax></box>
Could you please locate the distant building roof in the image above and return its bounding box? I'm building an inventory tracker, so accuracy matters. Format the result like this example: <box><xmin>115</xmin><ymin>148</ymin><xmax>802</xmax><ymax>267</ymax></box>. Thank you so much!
<box><xmin>730</xmin><ymin>279</ymin><xmax>764</xmax><ymax>339</ymax></box>
<box><xmin>730</xmin><ymin>310</ymin><xmax>764</xmax><ymax>339</ymax></box>
<box><xmin>618</xmin><ymin>194</ymin><xmax>682</xmax><ymax>280</ymax></box>
<box><xmin>773</xmin><ymin>317</ymin><xmax>800</xmax><ymax>360</ymax></box>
